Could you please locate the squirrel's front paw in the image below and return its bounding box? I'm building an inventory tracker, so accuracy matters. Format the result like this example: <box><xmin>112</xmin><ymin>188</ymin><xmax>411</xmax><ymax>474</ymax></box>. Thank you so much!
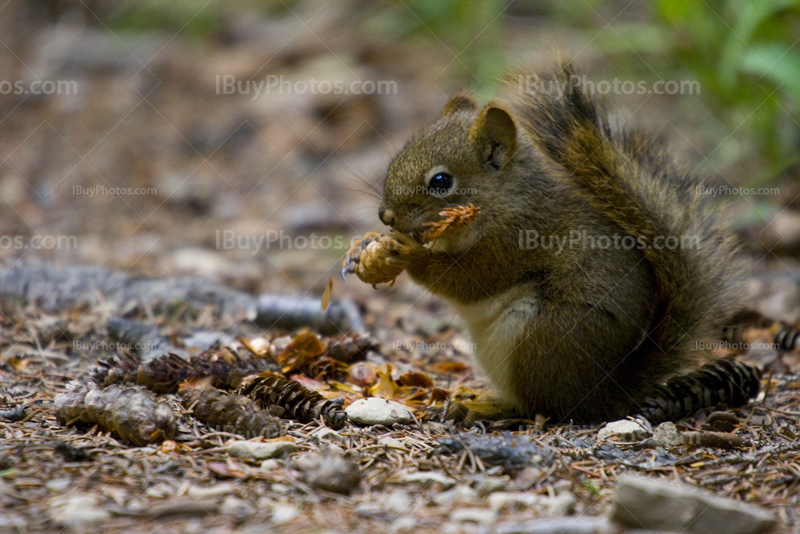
<box><xmin>341</xmin><ymin>232</ymin><xmax>421</xmax><ymax>286</ymax></box>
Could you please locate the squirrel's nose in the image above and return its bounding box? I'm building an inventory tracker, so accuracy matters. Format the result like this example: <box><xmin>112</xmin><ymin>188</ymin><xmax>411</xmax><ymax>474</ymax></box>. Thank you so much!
<box><xmin>379</xmin><ymin>208</ymin><xmax>396</xmax><ymax>227</ymax></box>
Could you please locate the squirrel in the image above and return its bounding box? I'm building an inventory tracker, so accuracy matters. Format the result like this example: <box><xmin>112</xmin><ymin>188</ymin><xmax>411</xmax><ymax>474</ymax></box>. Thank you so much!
<box><xmin>343</xmin><ymin>61</ymin><xmax>763</xmax><ymax>424</ymax></box>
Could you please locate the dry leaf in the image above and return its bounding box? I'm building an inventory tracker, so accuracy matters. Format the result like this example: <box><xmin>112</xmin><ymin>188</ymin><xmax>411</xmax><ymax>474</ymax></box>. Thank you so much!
<box><xmin>398</xmin><ymin>371</ymin><xmax>435</xmax><ymax>388</ymax></box>
<box><xmin>206</xmin><ymin>461</ymin><xmax>246</xmax><ymax>478</ymax></box>
<box><xmin>321</xmin><ymin>276</ymin><xmax>333</xmax><ymax>311</ymax></box>
<box><xmin>430</xmin><ymin>361</ymin><xmax>470</xmax><ymax>374</ymax></box>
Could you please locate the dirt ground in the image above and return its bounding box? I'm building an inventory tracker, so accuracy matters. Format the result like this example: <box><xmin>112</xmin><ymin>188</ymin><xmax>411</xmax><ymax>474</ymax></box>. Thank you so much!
<box><xmin>2</xmin><ymin>1</ymin><xmax>800</xmax><ymax>533</ymax></box>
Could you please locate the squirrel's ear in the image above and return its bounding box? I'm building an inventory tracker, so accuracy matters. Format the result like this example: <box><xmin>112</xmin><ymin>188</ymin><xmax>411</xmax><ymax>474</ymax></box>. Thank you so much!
<box><xmin>441</xmin><ymin>92</ymin><xmax>479</xmax><ymax>117</ymax></box>
<box><xmin>469</xmin><ymin>103</ymin><xmax>518</xmax><ymax>167</ymax></box>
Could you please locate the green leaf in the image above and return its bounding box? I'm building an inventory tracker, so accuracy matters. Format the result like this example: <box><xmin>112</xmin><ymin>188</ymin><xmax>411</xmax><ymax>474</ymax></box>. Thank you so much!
<box><xmin>742</xmin><ymin>43</ymin><xmax>800</xmax><ymax>104</ymax></box>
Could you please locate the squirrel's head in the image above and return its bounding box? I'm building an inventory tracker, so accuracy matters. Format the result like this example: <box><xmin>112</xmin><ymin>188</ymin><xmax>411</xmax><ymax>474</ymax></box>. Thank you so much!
<box><xmin>379</xmin><ymin>93</ymin><xmax>528</xmax><ymax>254</ymax></box>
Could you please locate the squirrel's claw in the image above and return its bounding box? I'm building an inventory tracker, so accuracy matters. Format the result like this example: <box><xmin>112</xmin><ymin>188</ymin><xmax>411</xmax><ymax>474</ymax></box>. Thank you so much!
<box><xmin>341</xmin><ymin>248</ymin><xmax>361</xmax><ymax>279</ymax></box>
<box><xmin>342</xmin><ymin>232</ymin><xmax>407</xmax><ymax>286</ymax></box>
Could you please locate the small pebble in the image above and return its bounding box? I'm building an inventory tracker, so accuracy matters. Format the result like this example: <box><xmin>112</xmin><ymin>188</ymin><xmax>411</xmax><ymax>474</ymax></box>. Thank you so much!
<box><xmin>385</xmin><ymin>491</ymin><xmax>413</xmax><ymax>514</ymax></box>
<box><xmin>227</xmin><ymin>439</ymin><xmax>298</xmax><ymax>460</ymax></box>
<box><xmin>449</xmin><ymin>507</ymin><xmax>496</xmax><ymax>525</ymax></box>
<box><xmin>144</xmin><ymin>483</ymin><xmax>174</xmax><ymax>499</ymax></box>
<box><xmin>653</xmin><ymin>421</ymin><xmax>683</xmax><ymax>447</ymax></box>
<box><xmin>388</xmin><ymin>516</ymin><xmax>417</xmax><ymax>534</ymax></box>
<box><xmin>219</xmin><ymin>496</ymin><xmax>254</xmax><ymax>518</ymax></box>
<box><xmin>293</xmin><ymin>451</ymin><xmax>362</xmax><ymax>495</ymax></box>
<box><xmin>313</xmin><ymin>427</ymin><xmax>345</xmax><ymax>443</ymax></box>
<box><xmin>432</xmin><ymin>485</ymin><xmax>478</xmax><ymax>506</ymax></box>
<box><xmin>542</xmin><ymin>491</ymin><xmax>576</xmax><ymax>516</ymax></box>
<box><xmin>50</xmin><ymin>494</ymin><xmax>110</xmax><ymax>526</ymax></box>
<box><xmin>45</xmin><ymin>478</ymin><xmax>72</xmax><ymax>492</ymax></box>
<box><xmin>345</xmin><ymin>398</ymin><xmax>413</xmax><ymax>425</ymax></box>
<box><xmin>475</xmin><ymin>477</ymin><xmax>508</xmax><ymax>495</ymax></box>
<box><xmin>260</xmin><ymin>459</ymin><xmax>281</xmax><ymax>470</ymax></box>
<box><xmin>187</xmin><ymin>483</ymin><xmax>235</xmax><ymax>499</ymax></box>
<box><xmin>378</xmin><ymin>436</ymin><xmax>405</xmax><ymax>449</ymax></box>
<box><xmin>401</xmin><ymin>471</ymin><xmax>456</xmax><ymax>489</ymax></box>
<box><xmin>488</xmin><ymin>491</ymin><xmax>540</xmax><ymax>510</ymax></box>
<box><xmin>597</xmin><ymin>419</ymin><xmax>651</xmax><ymax>441</ymax></box>
<box><xmin>271</xmin><ymin>504</ymin><xmax>300</xmax><ymax>525</ymax></box>
<box><xmin>497</xmin><ymin>516</ymin><xmax>615</xmax><ymax>534</ymax></box>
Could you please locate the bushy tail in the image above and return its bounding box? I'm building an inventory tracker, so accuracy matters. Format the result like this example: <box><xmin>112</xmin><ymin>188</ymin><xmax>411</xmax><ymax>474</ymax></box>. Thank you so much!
<box><xmin>514</xmin><ymin>62</ymin><xmax>747</xmax><ymax>386</ymax></box>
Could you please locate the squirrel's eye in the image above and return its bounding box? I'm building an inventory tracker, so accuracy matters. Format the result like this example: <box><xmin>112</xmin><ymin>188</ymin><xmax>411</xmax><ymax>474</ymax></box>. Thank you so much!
<box><xmin>428</xmin><ymin>172</ymin><xmax>454</xmax><ymax>194</ymax></box>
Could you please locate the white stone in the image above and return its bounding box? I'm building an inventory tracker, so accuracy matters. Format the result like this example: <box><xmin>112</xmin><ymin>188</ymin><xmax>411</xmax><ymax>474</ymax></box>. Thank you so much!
<box><xmin>227</xmin><ymin>439</ymin><xmax>298</xmax><ymax>460</ymax></box>
<box><xmin>271</xmin><ymin>504</ymin><xmax>299</xmax><ymax>525</ymax></box>
<box><xmin>475</xmin><ymin>477</ymin><xmax>508</xmax><ymax>495</ymax></box>
<box><xmin>612</xmin><ymin>474</ymin><xmax>776</xmax><ymax>534</ymax></box>
<box><xmin>187</xmin><ymin>483</ymin><xmax>235</xmax><ymax>499</ymax></box>
<box><xmin>432</xmin><ymin>485</ymin><xmax>478</xmax><ymax>506</ymax></box>
<box><xmin>50</xmin><ymin>495</ymin><xmax>110</xmax><ymax>526</ymax></box>
<box><xmin>378</xmin><ymin>436</ymin><xmax>405</xmax><ymax>449</ymax></box>
<box><xmin>45</xmin><ymin>478</ymin><xmax>72</xmax><ymax>492</ymax></box>
<box><xmin>259</xmin><ymin>459</ymin><xmax>281</xmax><ymax>470</ymax></box>
<box><xmin>385</xmin><ymin>491</ymin><xmax>413</xmax><ymax>514</ymax></box>
<box><xmin>449</xmin><ymin>508</ymin><xmax>496</xmax><ymax>525</ymax></box>
<box><xmin>401</xmin><ymin>471</ymin><xmax>456</xmax><ymax>489</ymax></box>
<box><xmin>597</xmin><ymin>419</ymin><xmax>650</xmax><ymax>441</ymax></box>
<box><xmin>388</xmin><ymin>516</ymin><xmax>417</xmax><ymax>534</ymax></box>
<box><xmin>313</xmin><ymin>427</ymin><xmax>345</xmax><ymax>443</ymax></box>
<box><xmin>144</xmin><ymin>483</ymin><xmax>174</xmax><ymax>498</ymax></box>
<box><xmin>488</xmin><ymin>492</ymin><xmax>540</xmax><ymax>510</ymax></box>
<box><xmin>542</xmin><ymin>491</ymin><xmax>576</xmax><ymax>516</ymax></box>
<box><xmin>220</xmin><ymin>496</ymin><xmax>254</xmax><ymax>517</ymax></box>
<box><xmin>345</xmin><ymin>398</ymin><xmax>413</xmax><ymax>425</ymax></box>
<box><xmin>653</xmin><ymin>421</ymin><xmax>683</xmax><ymax>447</ymax></box>
<box><xmin>497</xmin><ymin>517</ymin><xmax>615</xmax><ymax>534</ymax></box>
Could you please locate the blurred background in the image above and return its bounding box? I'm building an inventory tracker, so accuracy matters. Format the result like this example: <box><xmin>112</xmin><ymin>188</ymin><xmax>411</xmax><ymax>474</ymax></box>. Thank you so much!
<box><xmin>1</xmin><ymin>0</ymin><xmax>799</xmax><ymax>322</ymax></box>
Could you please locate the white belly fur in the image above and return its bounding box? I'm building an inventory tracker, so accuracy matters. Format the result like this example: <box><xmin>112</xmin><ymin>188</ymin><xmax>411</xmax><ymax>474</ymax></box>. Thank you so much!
<box><xmin>450</xmin><ymin>286</ymin><xmax>539</xmax><ymax>402</ymax></box>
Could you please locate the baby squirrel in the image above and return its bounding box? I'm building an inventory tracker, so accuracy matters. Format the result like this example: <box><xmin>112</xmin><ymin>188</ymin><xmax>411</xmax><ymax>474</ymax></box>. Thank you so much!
<box><xmin>344</xmin><ymin>62</ymin><xmax>761</xmax><ymax>424</ymax></box>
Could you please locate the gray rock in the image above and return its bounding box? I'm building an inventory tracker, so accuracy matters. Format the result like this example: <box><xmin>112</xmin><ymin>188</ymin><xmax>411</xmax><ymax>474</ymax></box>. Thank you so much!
<box><xmin>543</xmin><ymin>491</ymin><xmax>576</xmax><ymax>516</ymax></box>
<box><xmin>187</xmin><ymin>483</ymin><xmax>235</xmax><ymax>499</ymax></box>
<box><xmin>227</xmin><ymin>439</ymin><xmax>298</xmax><ymax>460</ymax></box>
<box><xmin>293</xmin><ymin>449</ymin><xmax>361</xmax><ymax>494</ymax></box>
<box><xmin>219</xmin><ymin>496</ymin><xmax>255</xmax><ymax>518</ymax></box>
<box><xmin>259</xmin><ymin>459</ymin><xmax>281</xmax><ymax>470</ymax></box>
<box><xmin>449</xmin><ymin>507</ymin><xmax>496</xmax><ymax>525</ymax></box>
<box><xmin>653</xmin><ymin>422</ymin><xmax>683</xmax><ymax>447</ymax></box>
<box><xmin>432</xmin><ymin>485</ymin><xmax>478</xmax><ymax>506</ymax></box>
<box><xmin>313</xmin><ymin>427</ymin><xmax>345</xmax><ymax>443</ymax></box>
<box><xmin>488</xmin><ymin>491</ymin><xmax>540</xmax><ymax>510</ymax></box>
<box><xmin>378</xmin><ymin>436</ymin><xmax>405</xmax><ymax>449</ymax></box>
<box><xmin>611</xmin><ymin>475</ymin><xmax>776</xmax><ymax>534</ymax></box>
<box><xmin>598</xmin><ymin>419</ymin><xmax>650</xmax><ymax>442</ymax></box>
<box><xmin>497</xmin><ymin>517</ymin><xmax>615</xmax><ymax>534</ymax></box>
<box><xmin>475</xmin><ymin>476</ymin><xmax>508</xmax><ymax>495</ymax></box>
<box><xmin>345</xmin><ymin>398</ymin><xmax>413</xmax><ymax>426</ymax></box>
<box><xmin>401</xmin><ymin>471</ymin><xmax>456</xmax><ymax>489</ymax></box>
<box><xmin>50</xmin><ymin>494</ymin><xmax>110</xmax><ymax>526</ymax></box>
